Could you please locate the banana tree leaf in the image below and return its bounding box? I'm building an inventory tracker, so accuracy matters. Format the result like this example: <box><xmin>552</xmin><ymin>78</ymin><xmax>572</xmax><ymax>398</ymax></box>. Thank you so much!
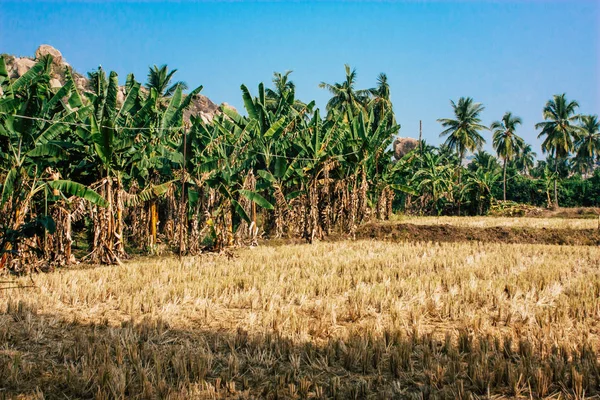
<box><xmin>187</xmin><ymin>187</ymin><xmax>199</xmax><ymax>207</ymax></box>
<box><xmin>125</xmin><ymin>181</ymin><xmax>174</xmax><ymax>207</ymax></box>
<box><xmin>221</xmin><ymin>106</ymin><xmax>244</xmax><ymax>126</ymax></box>
<box><xmin>47</xmin><ymin>180</ymin><xmax>108</xmax><ymax>207</ymax></box>
<box><xmin>239</xmin><ymin>189</ymin><xmax>274</xmax><ymax>210</ymax></box>
<box><xmin>0</xmin><ymin>56</ymin><xmax>7</xmax><ymax>84</ymax></box>
<box><xmin>240</xmin><ymin>85</ymin><xmax>258</xmax><ymax>120</ymax></box>
<box><xmin>160</xmin><ymin>149</ymin><xmax>184</xmax><ymax>165</ymax></box>
<box><xmin>172</xmin><ymin>85</ymin><xmax>203</xmax><ymax>125</ymax></box>
<box><xmin>285</xmin><ymin>190</ymin><xmax>304</xmax><ymax>201</ymax></box>
<box><xmin>90</xmin><ymin>115</ymin><xmax>113</xmax><ymax>166</ymax></box>
<box><xmin>255</xmin><ymin>180</ymin><xmax>271</xmax><ymax>191</ymax></box>
<box><xmin>161</xmin><ymin>85</ymin><xmax>182</xmax><ymax>131</ymax></box>
<box><xmin>36</xmin><ymin>110</ymin><xmax>81</xmax><ymax>145</ymax></box>
<box><xmin>10</xmin><ymin>57</ymin><xmax>50</xmax><ymax>93</ymax></box>
<box><xmin>257</xmin><ymin>169</ymin><xmax>276</xmax><ymax>183</ymax></box>
<box><xmin>199</xmin><ymin>160</ymin><xmax>218</xmax><ymax>173</ymax></box>
<box><xmin>1</xmin><ymin>168</ymin><xmax>18</xmax><ymax>206</ymax></box>
<box><xmin>105</xmin><ymin>71</ymin><xmax>119</xmax><ymax>119</ymax></box>
<box><xmin>390</xmin><ymin>183</ymin><xmax>417</xmax><ymax>196</ymax></box>
<box><xmin>274</xmin><ymin>156</ymin><xmax>288</xmax><ymax>178</ymax></box>
<box><xmin>258</xmin><ymin>83</ymin><xmax>265</xmax><ymax>106</ymax></box>
<box><xmin>0</xmin><ymin>98</ymin><xmax>18</xmax><ymax>113</ymax></box>
<box><xmin>120</xmin><ymin>81</ymin><xmax>140</xmax><ymax>116</ymax></box>
<box><xmin>66</xmin><ymin>81</ymin><xmax>84</xmax><ymax>110</ymax></box>
<box><xmin>27</xmin><ymin>142</ymin><xmax>66</xmax><ymax>158</ymax></box>
<box><xmin>42</xmin><ymin>79</ymin><xmax>74</xmax><ymax>115</ymax></box>
<box><xmin>232</xmin><ymin>199</ymin><xmax>250</xmax><ymax>224</ymax></box>
<box><xmin>263</xmin><ymin>117</ymin><xmax>286</xmax><ymax>139</ymax></box>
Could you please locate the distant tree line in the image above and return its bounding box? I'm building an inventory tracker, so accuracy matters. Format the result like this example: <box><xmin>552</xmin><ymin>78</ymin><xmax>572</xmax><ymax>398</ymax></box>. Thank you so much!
<box><xmin>396</xmin><ymin>94</ymin><xmax>599</xmax><ymax>215</ymax></box>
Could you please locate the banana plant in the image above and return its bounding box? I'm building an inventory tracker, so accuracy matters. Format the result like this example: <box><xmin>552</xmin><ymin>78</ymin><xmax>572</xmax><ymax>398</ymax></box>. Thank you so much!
<box><xmin>0</xmin><ymin>56</ymin><xmax>106</xmax><ymax>270</ymax></box>
<box><xmin>292</xmin><ymin>109</ymin><xmax>345</xmax><ymax>242</ymax></box>
<box><xmin>76</xmin><ymin>67</ymin><xmax>139</xmax><ymax>263</ymax></box>
<box><xmin>413</xmin><ymin>152</ymin><xmax>454</xmax><ymax>215</ymax></box>
<box><xmin>126</xmin><ymin>83</ymin><xmax>202</xmax><ymax>249</ymax></box>
<box><xmin>343</xmin><ymin>107</ymin><xmax>398</xmax><ymax>223</ymax></box>
<box><xmin>187</xmin><ymin>111</ymin><xmax>273</xmax><ymax>250</ymax></box>
<box><xmin>461</xmin><ymin>159</ymin><xmax>501</xmax><ymax>215</ymax></box>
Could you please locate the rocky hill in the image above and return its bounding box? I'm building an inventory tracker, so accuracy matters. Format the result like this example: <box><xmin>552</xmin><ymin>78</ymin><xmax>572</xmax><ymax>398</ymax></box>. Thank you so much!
<box><xmin>2</xmin><ymin>44</ymin><xmax>234</xmax><ymax>124</ymax></box>
<box><xmin>393</xmin><ymin>137</ymin><xmax>419</xmax><ymax>160</ymax></box>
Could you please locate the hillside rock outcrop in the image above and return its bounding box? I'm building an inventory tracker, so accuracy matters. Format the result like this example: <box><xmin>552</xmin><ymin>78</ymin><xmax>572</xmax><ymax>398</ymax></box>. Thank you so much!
<box><xmin>35</xmin><ymin>44</ymin><xmax>63</xmax><ymax>64</ymax></box>
<box><xmin>14</xmin><ymin>58</ymin><xmax>36</xmax><ymax>76</ymax></box>
<box><xmin>4</xmin><ymin>45</ymin><xmax>227</xmax><ymax>124</ymax></box>
<box><xmin>393</xmin><ymin>137</ymin><xmax>419</xmax><ymax>160</ymax></box>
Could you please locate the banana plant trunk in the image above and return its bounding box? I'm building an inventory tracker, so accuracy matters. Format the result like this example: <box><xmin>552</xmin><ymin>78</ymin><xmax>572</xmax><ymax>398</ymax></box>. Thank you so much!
<box><xmin>251</xmin><ymin>200</ymin><xmax>257</xmax><ymax>245</ymax></box>
<box><xmin>89</xmin><ymin>176</ymin><xmax>123</xmax><ymax>265</ymax></box>
<box><xmin>0</xmin><ymin>187</ymin><xmax>31</xmax><ymax>271</ymax></box>
<box><xmin>348</xmin><ymin>176</ymin><xmax>358</xmax><ymax>237</ymax></box>
<box><xmin>46</xmin><ymin>202</ymin><xmax>73</xmax><ymax>266</ymax></box>
<box><xmin>149</xmin><ymin>201</ymin><xmax>158</xmax><ymax>248</ymax></box>
<box><xmin>358</xmin><ymin>166</ymin><xmax>368</xmax><ymax>223</ymax></box>
<box><xmin>385</xmin><ymin>187</ymin><xmax>394</xmax><ymax>220</ymax></box>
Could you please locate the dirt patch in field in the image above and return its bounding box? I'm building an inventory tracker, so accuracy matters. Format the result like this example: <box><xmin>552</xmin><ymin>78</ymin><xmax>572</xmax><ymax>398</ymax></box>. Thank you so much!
<box><xmin>543</xmin><ymin>207</ymin><xmax>600</xmax><ymax>219</ymax></box>
<box><xmin>357</xmin><ymin>222</ymin><xmax>600</xmax><ymax>246</ymax></box>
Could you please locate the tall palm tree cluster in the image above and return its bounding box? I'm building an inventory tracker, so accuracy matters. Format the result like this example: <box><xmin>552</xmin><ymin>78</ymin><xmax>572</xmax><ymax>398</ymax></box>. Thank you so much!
<box><xmin>0</xmin><ymin>58</ymin><xmax>403</xmax><ymax>270</ymax></box>
<box><xmin>397</xmin><ymin>93</ymin><xmax>598</xmax><ymax>216</ymax></box>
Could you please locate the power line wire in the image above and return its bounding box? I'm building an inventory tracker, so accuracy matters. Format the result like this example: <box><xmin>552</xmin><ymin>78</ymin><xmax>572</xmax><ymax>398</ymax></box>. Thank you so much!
<box><xmin>0</xmin><ymin>112</ymin><xmax>185</xmax><ymax>132</ymax></box>
<box><xmin>1</xmin><ymin>112</ymin><xmax>367</xmax><ymax>163</ymax></box>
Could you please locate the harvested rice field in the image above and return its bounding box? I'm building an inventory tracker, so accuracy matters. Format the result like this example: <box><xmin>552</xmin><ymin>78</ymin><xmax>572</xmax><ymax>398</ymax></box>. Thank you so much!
<box><xmin>2</xmin><ymin>217</ymin><xmax>600</xmax><ymax>399</ymax></box>
<box><xmin>392</xmin><ymin>215</ymin><xmax>600</xmax><ymax>230</ymax></box>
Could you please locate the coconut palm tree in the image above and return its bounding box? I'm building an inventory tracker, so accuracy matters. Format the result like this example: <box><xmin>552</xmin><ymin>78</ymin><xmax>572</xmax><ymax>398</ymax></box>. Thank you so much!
<box><xmin>265</xmin><ymin>71</ymin><xmax>299</xmax><ymax>110</ymax></box>
<box><xmin>491</xmin><ymin>112</ymin><xmax>524</xmax><ymax>201</ymax></box>
<box><xmin>468</xmin><ymin>150</ymin><xmax>500</xmax><ymax>173</ymax></box>
<box><xmin>515</xmin><ymin>144</ymin><xmax>537</xmax><ymax>176</ymax></box>
<box><xmin>437</xmin><ymin>97</ymin><xmax>487</xmax><ymax>214</ymax></box>
<box><xmin>368</xmin><ymin>73</ymin><xmax>396</xmax><ymax>129</ymax></box>
<box><xmin>438</xmin><ymin>97</ymin><xmax>487</xmax><ymax>168</ymax></box>
<box><xmin>319</xmin><ymin>64</ymin><xmax>370</xmax><ymax>119</ymax></box>
<box><xmin>574</xmin><ymin>115</ymin><xmax>600</xmax><ymax>177</ymax></box>
<box><xmin>146</xmin><ymin>64</ymin><xmax>188</xmax><ymax>98</ymax></box>
<box><xmin>535</xmin><ymin>94</ymin><xmax>580</xmax><ymax>207</ymax></box>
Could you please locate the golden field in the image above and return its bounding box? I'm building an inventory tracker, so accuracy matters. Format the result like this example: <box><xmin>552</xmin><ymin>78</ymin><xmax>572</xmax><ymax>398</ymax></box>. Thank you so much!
<box><xmin>392</xmin><ymin>215</ymin><xmax>599</xmax><ymax>230</ymax></box>
<box><xmin>1</xmin><ymin>218</ymin><xmax>600</xmax><ymax>399</ymax></box>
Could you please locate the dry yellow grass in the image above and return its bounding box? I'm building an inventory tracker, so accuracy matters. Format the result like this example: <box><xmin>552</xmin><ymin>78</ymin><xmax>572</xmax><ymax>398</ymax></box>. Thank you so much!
<box><xmin>392</xmin><ymin>215</ymin><xmax>599</xmax><ymax>230</ymax></box>
<box><xmin>1</xmin><ymin>234</ymin><xmax>599</xmax><ymax>398</ymax></box>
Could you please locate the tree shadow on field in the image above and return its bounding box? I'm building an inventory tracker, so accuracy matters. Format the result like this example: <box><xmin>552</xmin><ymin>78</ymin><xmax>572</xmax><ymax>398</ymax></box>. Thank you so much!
<box><xmin>0</xmin><ymin>303</ymin><xmax>598</xmax><ymax>400</ymax></box>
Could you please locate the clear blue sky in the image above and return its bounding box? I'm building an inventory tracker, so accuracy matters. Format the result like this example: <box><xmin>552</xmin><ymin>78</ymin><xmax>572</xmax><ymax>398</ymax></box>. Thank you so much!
<box><xmin>1</xmin><ymin>1</ymin><xmax>598</xmax><ymax>156</ymax></box>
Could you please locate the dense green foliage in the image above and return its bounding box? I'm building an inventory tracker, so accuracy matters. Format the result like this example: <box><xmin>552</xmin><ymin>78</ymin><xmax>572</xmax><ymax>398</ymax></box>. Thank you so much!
<box><xmin>0</xmin><ymin>56</ymin><xmax>598</xmax><ymax>268</ymax></box>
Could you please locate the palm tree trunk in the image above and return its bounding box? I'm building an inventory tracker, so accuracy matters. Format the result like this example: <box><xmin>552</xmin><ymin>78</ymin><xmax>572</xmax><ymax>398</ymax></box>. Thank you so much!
<box><xmin>503</xmin><ymin>159</ymin><xmax>507</xmax><ymax>201</ymax></box>
<box><xmin>457</xmin><ymin>148</ymin><xmax>462</xmax><ymax>216</ymax></box>
<box><xmin>554</xmin><ymin>160</ymin><xmax>559</xmax><ymax>209</ymax></box>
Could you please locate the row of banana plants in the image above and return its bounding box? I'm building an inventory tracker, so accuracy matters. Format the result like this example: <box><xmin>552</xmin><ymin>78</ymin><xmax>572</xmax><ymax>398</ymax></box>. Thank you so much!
<box><xmin>0</xmin><ymin>57</ymin><xmax>405</xmax><ymax>271</ymax></box>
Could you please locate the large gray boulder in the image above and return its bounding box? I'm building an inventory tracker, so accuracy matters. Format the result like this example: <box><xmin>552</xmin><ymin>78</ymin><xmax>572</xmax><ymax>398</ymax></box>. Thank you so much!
<box><xmin>14</xmin><ymin>58</ymin><xmax>36</xmax><ymax>77</ymax></box>
<box><xmin>35</xmin><ymin>44</ymin><xmax>63</xmax><ymax>64</ymax></box>
<box><xmin>393</xmin><ymin>137</ymin><xmax>419</xmax><ymax>160</ymax></box>
<box><xmin>50</xmin><ymin>78</ymin><xmax>62</xmax><ymax>88</ymax></box>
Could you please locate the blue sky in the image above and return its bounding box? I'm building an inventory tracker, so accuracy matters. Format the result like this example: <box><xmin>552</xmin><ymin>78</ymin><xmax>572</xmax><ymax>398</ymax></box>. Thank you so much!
<box><xmin>1</xmin><ymin>1</ymin><xmax>598</xmax><ymax>156</ymax></box>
